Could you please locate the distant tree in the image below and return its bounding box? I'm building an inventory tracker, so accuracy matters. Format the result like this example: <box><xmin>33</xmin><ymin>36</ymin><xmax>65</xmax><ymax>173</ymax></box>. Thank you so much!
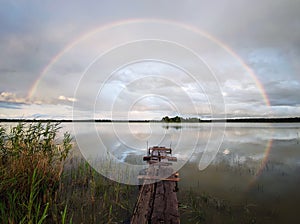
<box><xmin>174</xmin><ymin>116</ymin><xmax>181</xmax><ymax>122</ymax></box>
<box><xmin>162</xmin><ymin>116</ymin><xmax>182</xmax><ymax>122</ymax></box>
<box><xmin>162</xmin><ymin>116</ymin><xmax>170</xmax><ymax>122</ymax></box>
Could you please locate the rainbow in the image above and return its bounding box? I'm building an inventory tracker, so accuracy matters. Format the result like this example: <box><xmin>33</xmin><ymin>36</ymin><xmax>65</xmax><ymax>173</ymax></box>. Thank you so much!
<box><xmin>27</xmin><ymin>18</ymin><xmax>272</xmax><ymax>186</ymax></box>
<box><xmin>27</xmin><ymin>18</ymin><xmax>271</xmax><ymax>107</ymax></box>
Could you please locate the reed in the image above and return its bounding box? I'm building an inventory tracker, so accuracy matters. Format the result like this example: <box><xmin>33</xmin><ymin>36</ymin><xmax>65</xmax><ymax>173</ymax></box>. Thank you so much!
<box><xmin>56</xmin><ymin>157</ymin><xmax>138</xmax><ymax>223</ymax></box>
<box><xmin>0</xmin><ymin>122</ymin><xmax>146</xmax><ymax>223</ymax></box>
<box><xmin>0</xmin><ymin>122</ymin><xmax>72</xmax><ymax>223</ymax></box>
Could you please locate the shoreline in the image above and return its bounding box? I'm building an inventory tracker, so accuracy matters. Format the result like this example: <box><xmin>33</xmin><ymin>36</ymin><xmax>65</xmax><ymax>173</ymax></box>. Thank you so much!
<box><xmin>1</xmin><ymin>117</ymin><xmax>300</xmax><ymax>123</ymax></box>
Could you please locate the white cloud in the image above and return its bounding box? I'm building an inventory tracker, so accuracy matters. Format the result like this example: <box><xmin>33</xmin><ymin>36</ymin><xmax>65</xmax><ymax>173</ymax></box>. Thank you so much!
<box><xmin>58</xmin><ymin>95</ymin><xmax>77</xmax><ymax>102</ymax></box>
<box><xmin>0</xmin><ymin>92</ymin><xmax>28</xmax><ymax>104</ymax></box>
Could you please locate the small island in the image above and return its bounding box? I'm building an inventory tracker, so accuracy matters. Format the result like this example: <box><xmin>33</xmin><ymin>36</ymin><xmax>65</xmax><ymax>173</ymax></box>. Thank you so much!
<box><xmin>161</xmin><ymin>116</ymin><xmax>300</xmax><ymax>123</ymax></box>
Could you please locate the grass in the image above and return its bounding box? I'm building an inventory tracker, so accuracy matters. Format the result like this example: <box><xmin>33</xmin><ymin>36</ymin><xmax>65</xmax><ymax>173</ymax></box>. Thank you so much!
<box><xmin>0</xmin><ymin>122</ymin><xmax>72</xmax><ymax>224</ymax></box>
<box><xmin>0</xmin><ymin>122</ymin><xmax>138</xmax><ymax>224</ymax></box>
<box><xmin>178</xmin><ymin>189</ymin><xmax>263</xmax><ymax>224</ymax></box>
<box><xmin>55</xmin><ymin>156</ymin><xmax>138</xmax><ymax>223</ymax></box>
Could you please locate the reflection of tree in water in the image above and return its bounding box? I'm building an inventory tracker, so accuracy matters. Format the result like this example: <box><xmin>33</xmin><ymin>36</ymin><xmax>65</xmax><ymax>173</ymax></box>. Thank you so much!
<box><xmin>162</xmin><ymin>125</ymin><xmax>182</xmax><ymax>130</ymax></box>
<box><xmin>161</xmin><ymin>116</ymin><xmax>200</xmax><ymax>123</ymax></box>
<box><xmin>161</xmin><ymin>116</ymin><xmax>201</xmax><ymax>130</ymax></box>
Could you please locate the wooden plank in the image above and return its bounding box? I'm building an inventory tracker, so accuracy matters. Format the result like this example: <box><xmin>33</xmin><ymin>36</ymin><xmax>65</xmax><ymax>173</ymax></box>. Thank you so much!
<box><xmin>151</xmin><ymin>180</ymin><xmax>165</xmax><ymax>223</ymax></box>
<box><xmin>131</xmin><ymin>166</ymin><xmax>157</xmax><ymax>224</ymax></box>
<box><xmin>151</xmin><ymin>167</ymin><xmax>180</xmax><ymax>224</ymax></box>
<box><xmin>137</xmin><ymin>175</ymin><xmax>180</xmax><ymax>182</ymax></box>
<box><xmin>164</xmin><ymin>180</ymin><xmax>180</xmax><ymax>223</ymax></box>
<box><xmin>131</xmin><ymin>183</ymin><xmax>154</xmax><ymax>224</ymax></box>
<box><xmin>148</xmin><ymin>161</ymin><xmax>173</xmax><ymax>166</ymax></box>
<box><xmin>149</xmin><ymin>155</ymin><xmax>177</xmax><ymax>160</ymax></box>
<box><xmin>167</xmin><ymin>157</ymin><xmax>177</xmax><ymax>161</ymax></box>
<box><xmin>131</xmin><ymin>147</ymin><xmax>179</xmax><ymax>224</ymax></box>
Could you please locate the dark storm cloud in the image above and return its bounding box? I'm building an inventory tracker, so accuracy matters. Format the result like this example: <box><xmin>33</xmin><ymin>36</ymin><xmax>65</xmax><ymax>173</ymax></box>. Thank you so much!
<box><xmin>265</xmin><ymin>80</ymin><xmax>300</xmax><ymax>106</ymax></box>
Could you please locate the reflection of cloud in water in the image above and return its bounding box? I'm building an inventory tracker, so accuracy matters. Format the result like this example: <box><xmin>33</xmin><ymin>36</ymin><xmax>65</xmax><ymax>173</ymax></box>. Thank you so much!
<box><xmin>72</xmin><ymin>122</ymin><xmax>300</xmax><ymax>220</ymax></box>
<box><xmin>223</xmin><ymin>149</ymin><xmax>230</xmax><ymax>155</ymax></box>
<box><xmin>72</xmin><ymin>122</ymin><xmax>300</xmax><ymax>185</ymax></box>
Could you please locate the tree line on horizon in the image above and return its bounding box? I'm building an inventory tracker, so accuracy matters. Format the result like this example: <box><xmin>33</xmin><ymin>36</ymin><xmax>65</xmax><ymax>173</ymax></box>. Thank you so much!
<box><xmin>161</xmin><ymin>116</ymin><xmax>300</xmax><ymax>123</ymax></box>
<box><xmin>1</xmin><ymin>116</ymin><xmax>300</xmax><ymax>123</ymax></box>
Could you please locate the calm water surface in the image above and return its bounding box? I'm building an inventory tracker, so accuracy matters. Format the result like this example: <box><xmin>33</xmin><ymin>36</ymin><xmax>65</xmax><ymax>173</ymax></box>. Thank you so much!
<box><xmin>67</xmin><ymin>122</ymin><xmax>300</xmax><ymax>223</ymax></box>
<box><xmin>2</xmin><ymin>121</ymin><xmax>299</xmax><ymax>222</ymax></box>
<box><xmin>3</xmin><ymin>122</ymin><xmax>297</xmax><ymax>222</ymax></box>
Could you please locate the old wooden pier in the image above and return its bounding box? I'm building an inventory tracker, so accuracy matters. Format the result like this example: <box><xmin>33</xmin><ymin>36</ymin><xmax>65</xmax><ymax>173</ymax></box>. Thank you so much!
<box><xmin>131</xmin><ymin>146</ymin><xmax>180</xmax><ymax>224</ymax></box>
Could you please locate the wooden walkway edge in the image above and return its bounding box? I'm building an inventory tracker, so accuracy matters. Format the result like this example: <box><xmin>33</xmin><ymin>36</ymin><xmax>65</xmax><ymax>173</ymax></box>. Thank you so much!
<box><xmin>131</xmin><ymin>146</ymin><xmax>180</xmax><ymax>224</ymax></box>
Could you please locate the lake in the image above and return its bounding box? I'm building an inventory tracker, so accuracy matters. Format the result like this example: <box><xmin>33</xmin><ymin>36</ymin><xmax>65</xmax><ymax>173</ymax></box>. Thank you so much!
<box><xmin>4</xmin><ymin>121</ymin><xmax>298</xmax><ymax>223</ymax></box>
<box><xmin>68</xmin><ymin>122</ymin><xmax>300</xmax><ymax>223</ymax></box>
<box><xmin>67</xmin><ymin>122</ymin><xmax>300</xmax><ymax>223</ymax></box>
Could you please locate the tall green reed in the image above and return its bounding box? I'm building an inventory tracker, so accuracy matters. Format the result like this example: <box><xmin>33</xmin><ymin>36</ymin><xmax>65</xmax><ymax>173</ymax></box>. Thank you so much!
<box><xmin>0</xmin><ymin>122</ymin><xmax>72</xmax><ymax>223</ymax></box>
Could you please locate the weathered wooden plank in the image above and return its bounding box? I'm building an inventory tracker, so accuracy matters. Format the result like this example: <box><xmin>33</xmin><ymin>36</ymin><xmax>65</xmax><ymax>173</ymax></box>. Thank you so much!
<box><xmin>131</xmin><ymin>183</ymin><xmax>154</xmax><ymax>223</ymax></box>
<box><xmin>164</xmin><ymin>180</ymin><xmax>180</xmax><ymax>223</ymax></box>
<box><xmin>148</xmin><ymin>161</ymin><xmax>173</xmax><ymax>166</ymax></box>
<box><xmin>131</xmin><ymin>166</ymin><xmax>157</xmax><ymax>224</ymax></box>
<box><xmin>137</xmin><ymin>175</ymin><xmax>180</xmax><ymax>182</ymax></box>
<box><xmin>151</xmin><ymin>166</ymin><xmax>179</xmax><ymax>224</ymax></box>
<box><xmin>150</xmin><ymin>181</ymin><xmax>179</xmax><ymax>224</ymax></box>
<box><xmin>131</xmin><ymin>147</ymin><xmax>179</xmax><ymax>224</ymax></box>
<box><xmin>147</xmin><ymin>155</ymin><xmax>177</xmax><ymax>161</ymax></box>
<box><xmin>151</xmin><ymin>180</ymin><xmax>165</xmax><ymax>223</ymax></box>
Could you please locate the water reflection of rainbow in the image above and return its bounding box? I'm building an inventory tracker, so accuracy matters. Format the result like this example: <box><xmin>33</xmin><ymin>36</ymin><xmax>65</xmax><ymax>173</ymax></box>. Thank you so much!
<box><xmin>247</xmin><ymin>138</ymin><xmax>273</xmax><ymax>190</ymax></box>
<box><xmin>26</xmin><ymin>18</ymin><xmax>272</xmax><ymax>187</ymax></box>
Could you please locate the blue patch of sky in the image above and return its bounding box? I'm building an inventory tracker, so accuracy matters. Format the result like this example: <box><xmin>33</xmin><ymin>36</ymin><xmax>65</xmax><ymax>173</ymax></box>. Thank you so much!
<box><xmin>0</xmin><ymin>101</ymin><xmax>23</xmax><ymax>109</ymax></box>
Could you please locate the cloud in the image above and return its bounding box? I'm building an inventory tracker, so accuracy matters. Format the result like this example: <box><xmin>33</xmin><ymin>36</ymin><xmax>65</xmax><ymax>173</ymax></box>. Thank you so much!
<box><xmin>0</xmin><ymin>92</ymin><xmax>28</xmax><ymax>104</ymax></box>
<box><xmin>58</xmin><ymin>95</ymin><xmax>77</xmax><ymax>103</ymax></box>
<box><xmin>0</xmin><ymin>0</ymin><xmax>300</xmax><ymax>119</ymax></box>
<box><xmin>265</xmin><ymin>80</ymin><xmax>300</xmax><ymax>106</ymax></box>
<box><xmin>199</xmin><ymin>0</ymin><xmax>300</xmax><ymax>48</ymax></box>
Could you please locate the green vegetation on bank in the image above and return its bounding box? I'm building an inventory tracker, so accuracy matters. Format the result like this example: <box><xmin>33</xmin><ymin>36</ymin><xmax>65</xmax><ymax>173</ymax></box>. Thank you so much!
<box><xmin>0</xmin><ymin>122</ymin><xmax>138</xmax><ymax>223</ymax></box>
<box><xmin>0</xmin><ymin>122</ymin><xmax>72</xmax><ymax>223</ymax></box>
<box><xmin>161</xmin><ymin>116</ymin><xmax>300</xmax><ymax>123</ymax></box>
<box><xmin>178</xmin><ymin>189</ymin><xmax>265</xmax><ymax>224</ymax></box>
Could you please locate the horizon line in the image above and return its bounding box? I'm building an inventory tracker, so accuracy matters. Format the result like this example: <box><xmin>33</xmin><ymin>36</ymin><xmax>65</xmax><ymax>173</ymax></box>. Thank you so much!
<box><xmin>1</xmin><ymin>117</ymin><xmax>300</xmax><ymax>123</ymax></box>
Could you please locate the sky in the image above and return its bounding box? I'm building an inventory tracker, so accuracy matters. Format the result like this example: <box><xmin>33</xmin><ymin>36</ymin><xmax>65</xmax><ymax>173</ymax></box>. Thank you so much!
<box><xmin>0</xmin><ymin>0</ymin><xmax>300</xmax><ymax>120</ymax></box>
